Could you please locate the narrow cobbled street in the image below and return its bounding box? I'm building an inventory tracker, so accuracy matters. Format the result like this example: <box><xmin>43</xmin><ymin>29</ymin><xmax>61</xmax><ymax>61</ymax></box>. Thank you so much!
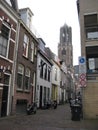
<box><xmin>0</xmin><ymin>104</ymin><xmax>98</xmax><ymax>130</ymax></box>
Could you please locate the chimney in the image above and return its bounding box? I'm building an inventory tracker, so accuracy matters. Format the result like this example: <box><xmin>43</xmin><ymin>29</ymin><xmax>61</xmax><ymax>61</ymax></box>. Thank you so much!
<box><xmin>10</xmin><ymin>0</ymin><xmax>19</xmax><ymax>12</ymax></box>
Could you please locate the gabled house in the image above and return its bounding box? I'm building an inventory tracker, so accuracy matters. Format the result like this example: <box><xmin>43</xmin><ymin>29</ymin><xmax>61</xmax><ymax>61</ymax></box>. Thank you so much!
<box><xmin>51</xmin><ymin>55</ymin><xmax>61</xmax><ymax>104</ymax></box>
<box><xmin>36</xmin><ymin>38</ymin><xmax>52</xmax><ymax>108</ymax></box>
<box><xmin>12</xmin><ymin>8</ymin><xmax>38</xmax><ymax>114</ymax></box>
<box><xmin>59</xmin><ymin>61</ymin><xmax>67</xmax><ymax>104</ymax></box>
<box><xmin>46</xmin><ymin>47</ymin><xmax>68</xmax><ymax>104</ymax></box>
<box><xmin>0</xmin><ymin>0</ymin><xmax>19</xmax><ymax>117</ymax></box>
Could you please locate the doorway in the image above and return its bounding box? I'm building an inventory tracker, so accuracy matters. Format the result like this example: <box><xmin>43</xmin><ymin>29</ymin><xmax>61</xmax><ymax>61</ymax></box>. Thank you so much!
<box><xmin>1</xmin><ymin>74</ymin><xmax>10</xmax><ymax>117</ymax></box>
<box><xmin>39</xmin><ymin>86</ymin><xmax>42</xmax><ymax>108</ymax></box>
<box><xmin>1</xmin><ymin>86</ymin><xmax>8</xmax><ymax>117</ymax></box>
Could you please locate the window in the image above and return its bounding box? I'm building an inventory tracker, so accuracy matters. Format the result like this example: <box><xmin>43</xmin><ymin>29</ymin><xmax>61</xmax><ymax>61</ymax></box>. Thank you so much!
<box><xmin>33</xmin><ymin>72</ymin><xmax>35</xmax><ymax>86</ymax></box>
<box><xmin>86</xmin><ymin>46</ymin><xmax>98</xmax><ymax>73</ymax></box>
<box><xmin>54</xmin><ymin>68</ymin><xmax>57</xmax><ymax>81</ymax></box>
<box><xmin>62</xmin><ymin>48</ymin><xmax>66</xmax><ymax>55</ymax></box>
<box><xmin>47</xmin><ymin>88</ymin><xmax>50</xmax><ymax>100</ymax></box>
<box><xmin>87</xmin><ymin>58</ymin><xmax>98</xmax><ymax>73</ymax></box>
<box><xmin>60</xmin><ymin>27</ymin><xmax>66</xmax><ymax>43</ymax></box>
<box><xmin>48</xmin><ymin>67</ymin><xmax>51</xmax><ymax>82</ymax></box>
<box><xmin>44</xmin><ymin>65</ymin><xmax>47</xmax><ymax>80</ymax></box>
<box><xmin>17</xmin><ymin>64</ymin><xmax>24</xmax><ymax>89</ymax></box>
<box><xmin>40</xmin><ymin>60</ymin><xmax>44</xmax><ymax>78</ymax></box>
<box><xmin>31</xmin><ymin>42</ymin><xmax>34</xmax><ymax>62</ymax></box>
<box><xmin>85</xmin><ymin>26</ymin><xmax>98</xmax><ymax>39</ymax></box>
<box><xmin>0</xmin><ymin>24</ymin><xmax>10</xmax><ymax>57</ymax></box>
<box><xmin>84</xmin><ymin>14</ymin><xmax>98</xmax><ymax>40</ymax></box>
<box><xmin>25</xmin><ymin>68</ymin><xmax>30</xmax><ymax>90</ymax></box>
<box><xmin>34</xmin><ymin>47</ymin><xmax>37</xmax><ymax>55</ymax></box>
<box><xmin>23</xmin><ymin>34</ymin><xmax>29</xmax><ymax>57</ymax></box>
<box><xmin>44</xmin><ymin>87</ymin><xmax>46</xmax><ymax>103</ymax></box>
<box><xmin>27</xmin><ymin>13</ymin><xmax>32</xmax><ymax>28</ymax></box>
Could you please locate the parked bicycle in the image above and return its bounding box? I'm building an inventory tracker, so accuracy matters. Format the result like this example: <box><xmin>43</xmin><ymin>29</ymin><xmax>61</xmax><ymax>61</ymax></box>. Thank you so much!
<box><xmin>43</xmin><ymin>100</ymin><xmax>57</xmax><ymax>109</ymax></box>
<box><xmin>26</xmin><ymin>102</ymin><xmax>37</xmax><ymax>115</ymax></box>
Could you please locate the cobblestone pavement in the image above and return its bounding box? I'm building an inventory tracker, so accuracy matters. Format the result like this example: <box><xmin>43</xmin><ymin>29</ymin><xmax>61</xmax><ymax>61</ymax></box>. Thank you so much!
<box><xmin>0</xmin><ymin>104</ymin><xmax>98</xmax><ymax>130</ymax></box>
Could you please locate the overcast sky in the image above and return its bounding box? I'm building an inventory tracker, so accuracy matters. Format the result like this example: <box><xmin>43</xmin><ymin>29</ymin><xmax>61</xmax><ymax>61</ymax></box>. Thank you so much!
<box><xmin>17</xmin><ymin>0</ymin><xmax>81</xmax><ymax>65</ymax></box>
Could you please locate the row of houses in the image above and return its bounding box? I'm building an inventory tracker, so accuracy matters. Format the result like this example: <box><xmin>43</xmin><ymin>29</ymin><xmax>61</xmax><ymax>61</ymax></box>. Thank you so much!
<box><xmin>0</xmin><ymin>0</ymin><xmax>75</xmax><ymax>117</ymax></box>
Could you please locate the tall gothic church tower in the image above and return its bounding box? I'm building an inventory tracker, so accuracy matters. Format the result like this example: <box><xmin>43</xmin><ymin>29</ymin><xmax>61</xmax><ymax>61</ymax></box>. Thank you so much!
<box><xmin>58</xmin><ymin>23</ymin><xmax>73</xmax><ymax>69</ymax></box>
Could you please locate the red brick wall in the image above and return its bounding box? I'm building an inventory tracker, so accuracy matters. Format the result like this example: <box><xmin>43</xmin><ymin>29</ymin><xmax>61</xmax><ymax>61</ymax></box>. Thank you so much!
<box><xmin>0</xmin><ymin>9</ymin><xmax>17</xmax><ymax>61</ymax></box>
<box><xmin>12</xmin><ymin>23</ymin><xmax>38</xmax><ymax>114</ymax></box>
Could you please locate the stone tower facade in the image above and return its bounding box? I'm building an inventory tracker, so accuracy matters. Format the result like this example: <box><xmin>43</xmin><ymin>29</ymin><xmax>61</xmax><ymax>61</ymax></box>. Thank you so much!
<box><xmin>58</xmin><ymin>23</ymin><xmax>73</xmax><ymax>68</ymax></box>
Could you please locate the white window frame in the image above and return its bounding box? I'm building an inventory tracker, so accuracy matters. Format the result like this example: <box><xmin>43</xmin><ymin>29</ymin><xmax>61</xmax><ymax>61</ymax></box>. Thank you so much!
<box><xmin>24</xmin><ymin>68</ymin><xmax>30</xmax><ymax>90</ymax></box>
<box><xmin>31</xmin><ymin>41</ymin><xmax>34</xmax><ymax>62</ymax></box>
<box><xmin>34</xmin><ymin>46</ymin><xmax>37</xmax><ymax>55</ymax></box>
<box><xmin>17</xmin><ymin>64</ymin><xmax>24</xmax><ymax>90</ymax></box>
<box><xmin>54</xmin><ymin>68</ymin><xmax>57</xmax><ymax>81</ymax></box>
<box><xmin>0</xmin><ymin>22</ymin><xmax>10</xmax><ymax>58</ymax></box>
<box><xmin>27</xmin><ymin>13</ymin><xmax>32</xmax><ymax>28</ymax></box>
<box><xmin>23</xmin><ymin>34</ymin><xmax>29</xmax><ymax>58</ymax></box>
<box><xmin>84</xmin><ymin>13</ymin><xmax>98</xmax><ymax>40</ymax></box>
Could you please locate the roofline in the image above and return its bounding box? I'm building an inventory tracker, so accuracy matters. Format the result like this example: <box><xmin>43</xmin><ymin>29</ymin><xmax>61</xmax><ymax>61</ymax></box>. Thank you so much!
<box><xmin>38</xmin><ymin>49</ymin><xmax>53</xmax><ymax>66</ymax></box>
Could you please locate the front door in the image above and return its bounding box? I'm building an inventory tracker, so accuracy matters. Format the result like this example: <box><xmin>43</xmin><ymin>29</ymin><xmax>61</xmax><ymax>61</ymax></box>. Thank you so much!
<box><xmin>1</xmin><ymin>74</ymin><xmax>10</xmax><ymax>117</ymax></box>
<box><xmin>1</xmin><ymin>85</ymin><xmax>8</xmax><ymax>117</ymax></box>
<box><xmin>39</xmin><ymin>86</ymin><xmax>42</xmax><ymax>108</ymax></box>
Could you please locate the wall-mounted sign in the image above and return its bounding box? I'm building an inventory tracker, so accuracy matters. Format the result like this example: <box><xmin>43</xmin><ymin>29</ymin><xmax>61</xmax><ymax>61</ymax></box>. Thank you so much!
<box><xmin>79</xmin><ymin>56</ymin><xmax>86</xmax><ymax>87</ymax></box>
<box><xmin>79</xmin><ymin>56</ymin><xmax>86</xmax><ymax>74</ymax></box>
<box><xmin>79</xmin><ymin>57</ymin><xmax>85</xmax><ymax>65</ymax></box>
<box><xmin>89</xmin><ymin>58</ymin><xmax>95</xmax><ymax>70</ymax></box>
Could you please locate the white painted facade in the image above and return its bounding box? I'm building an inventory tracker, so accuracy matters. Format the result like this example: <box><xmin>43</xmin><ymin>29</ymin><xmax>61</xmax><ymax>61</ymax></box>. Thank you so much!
<box><xmin>36</xmin><ymin>39</ymin><xmax>52</xmax><ymax>108</ymax></box>
<box><xmin>36</xmin><ymin>53</ymin><xmax>52</xmax><ymax>108</ymax></box>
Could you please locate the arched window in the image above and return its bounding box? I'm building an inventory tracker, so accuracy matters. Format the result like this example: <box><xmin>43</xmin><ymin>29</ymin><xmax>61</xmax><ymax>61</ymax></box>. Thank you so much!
<box><xmin>62</xmin><ymin>48</ymin><xmax>66</xmax><ymax>55</ymax></box>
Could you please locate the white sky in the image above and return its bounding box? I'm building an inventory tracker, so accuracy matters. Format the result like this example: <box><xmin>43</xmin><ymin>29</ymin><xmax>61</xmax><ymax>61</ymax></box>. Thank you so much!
<box><xmin>17</xmin><ymin>0</ymin><xmax>81</xmax><ymax>65</ymax></box>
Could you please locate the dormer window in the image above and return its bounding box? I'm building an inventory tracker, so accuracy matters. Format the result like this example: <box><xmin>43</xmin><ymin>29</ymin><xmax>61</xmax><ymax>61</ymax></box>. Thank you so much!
<box><xmin>19</xmin><ymin>8</ymin><xmax>33</xmax><ymax>29</ymax></box>
<box><xmin>27</xmin><ymin>13</ymin><xmax>32</xmax><ymax>28</ymax></box>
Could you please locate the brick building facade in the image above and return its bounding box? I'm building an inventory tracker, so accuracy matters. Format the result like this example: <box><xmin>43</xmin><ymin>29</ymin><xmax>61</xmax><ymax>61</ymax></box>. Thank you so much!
<box><xmin>12</xmin><ymin>20</ymin><xmax>38</xmax><ymax>114</ymax></box>
<box><xmin>0</xmin><ymin>0</ymin><xmax>38</xmax><ymax>116</ymax></box>
<box><xmin>0</xmin><ymin>0</ymin><xmax>19</xmax><ymax>116</ymax></box>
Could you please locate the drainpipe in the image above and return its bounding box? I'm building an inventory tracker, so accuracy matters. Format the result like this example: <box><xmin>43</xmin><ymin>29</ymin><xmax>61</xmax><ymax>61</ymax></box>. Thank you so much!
<box><xmin>10</xmin><ymin>19</ymin><xmax>20</xmax><ymax>114</ymax></box>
